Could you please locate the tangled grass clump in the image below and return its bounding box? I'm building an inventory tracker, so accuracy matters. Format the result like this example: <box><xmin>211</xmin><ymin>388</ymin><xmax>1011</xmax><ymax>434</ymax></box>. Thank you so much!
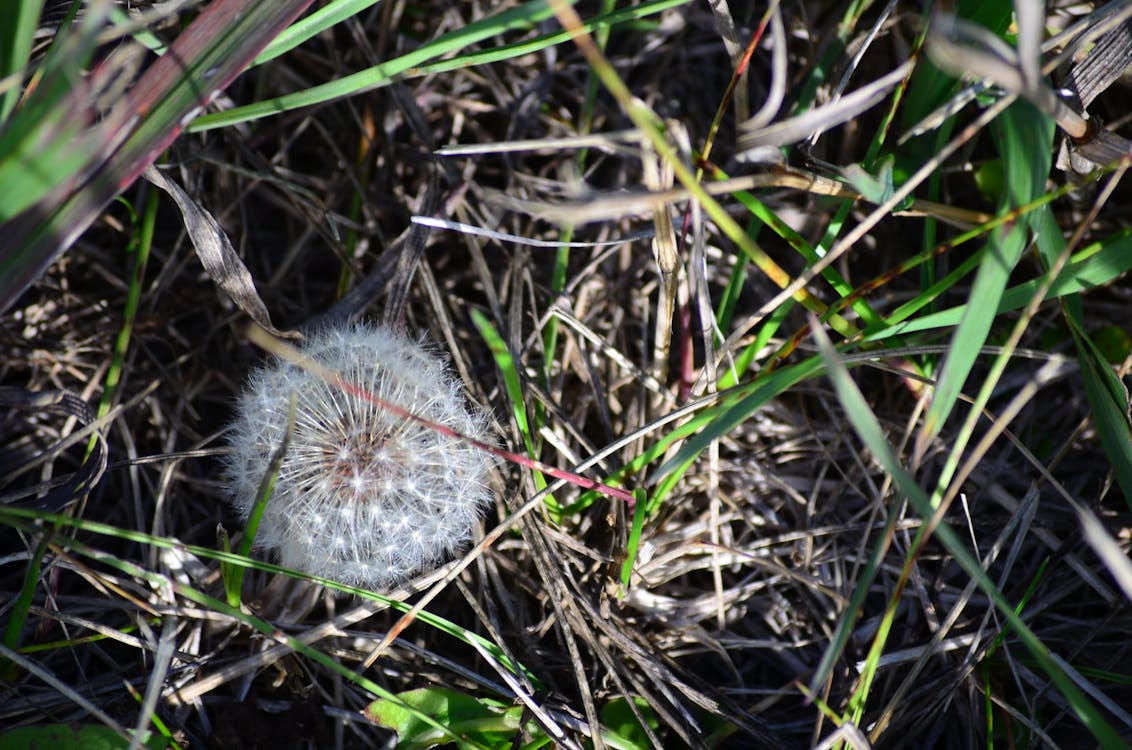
<box><xmin>225</xmin><ymin>322</ymin><xmax>494</xmax><ymax>590</ymax></box>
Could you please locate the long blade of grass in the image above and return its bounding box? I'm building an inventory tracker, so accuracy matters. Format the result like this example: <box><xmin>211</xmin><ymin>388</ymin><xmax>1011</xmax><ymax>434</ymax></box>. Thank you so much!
<box><xmin>223</xmin><ymin>397</ymin><xmax>295</xmax><ymax>607</ymax></box>
<box><xmin>1030</xmin><ymin>189</ymin><xmax>1132</xmax><ymax>510</ymax></box>
<box><xmin>0</xmin><ymin>504</ymin><xmax>534</xmax><ymax>684</ymax></box>
<box><xmin>806</xmin><ymin>502</ymin><xmax>903</xmax><ymax>700</ymax></box>
<box><xmin>863</xmin><ymin>228</ymin><xmax>1132</xmax><ymax>339</ymax></box>
<box><xmin>189</xmin><ymin>0</ymin><xmax>691</xmax><ymax>133</ymax></box>
<box><xmin>919</xmin><ymin>99</ymin><xmax>1054</xmax><ymax>446</ymax></box>
<box><xmin>255</xmin><ymin>0</ymin><xmax>383</xmax><ymax>64</ymax></box>
<box><xmin>470</xmin><ymin>309</ymin><xmax>538</xmax><ymax>460</ymax></box>
<box><xmin>59</xmin><ymin>537</ymin><xmax>497</xmax><ymax>750</ymax></box>
<box><xmin>1067</xmin><ymin>315</ymin><xmax>1132</xmax><ymax>509</ymax></box>
<box><xmin>651</xmin><ymin>355</ymin><xmax>825</xmax><ymax>482</ymax></box>
<box><xmin>811</xmin><ymin>320</ymin><xmax>1127</xmax><ymax>748</ymax></box>
<box><xmin>619</xmin><ymin>489</ymin><xmax>649</xmax><ymax>591</ymax></box>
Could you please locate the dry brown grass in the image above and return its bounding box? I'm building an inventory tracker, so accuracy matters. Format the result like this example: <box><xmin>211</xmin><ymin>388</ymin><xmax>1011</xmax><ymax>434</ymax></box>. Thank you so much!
<box><xmin>3</xmin><ymin>1</ymin><xmax>1132</xmax><ymax>748</ymax></box>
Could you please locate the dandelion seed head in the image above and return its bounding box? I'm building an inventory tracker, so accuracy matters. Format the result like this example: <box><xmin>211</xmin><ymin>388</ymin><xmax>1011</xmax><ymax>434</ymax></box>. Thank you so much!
<box><xmin>225</xmin><ymin>322</ymin><xmax>494</xmax><ymax>590</ymax></box>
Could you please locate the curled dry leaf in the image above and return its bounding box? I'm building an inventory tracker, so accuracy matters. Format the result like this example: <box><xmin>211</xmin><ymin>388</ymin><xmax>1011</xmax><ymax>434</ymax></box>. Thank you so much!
<box><xmin>144</xmin><ymin>166</ymin><xmax>294</xmax><ymax>339</ymax></box>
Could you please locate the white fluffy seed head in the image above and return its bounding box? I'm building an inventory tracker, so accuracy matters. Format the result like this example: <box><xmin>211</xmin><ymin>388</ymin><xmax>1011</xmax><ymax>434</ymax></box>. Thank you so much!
<box><xmin>224</xmin><ymin>322</ymin><xmax>494</xmax><ymax>590</ymax></box>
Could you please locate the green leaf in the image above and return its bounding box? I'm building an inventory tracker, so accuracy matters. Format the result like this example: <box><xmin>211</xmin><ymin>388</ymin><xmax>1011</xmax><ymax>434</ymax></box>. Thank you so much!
<box><xmin>600</xmin><ymin>697</ymin><xmax>659</xmax><ymax>750</ymax></box>
<box><xmin>841</xmin><ymin>155</ymin><xmax>903</xmax><ymax>207</ymax></box>
<box><xmin>364</xmin><ymin>687</ymin><xmax>523</xmax><ymax>750</ymax></box>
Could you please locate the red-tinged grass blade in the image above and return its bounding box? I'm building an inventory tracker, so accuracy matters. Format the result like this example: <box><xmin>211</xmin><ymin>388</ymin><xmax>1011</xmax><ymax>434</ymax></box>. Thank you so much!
<box><xmin>810</xmin><ymin>318</ymin><xmax>1128</xmax><ymax>748</ymax></box>
<box><xmin>244</xmin><ymin>324</ymin><xmax>636</xmax><ymax>506</ymax></box>
<box><xmin>0</xmin><ymin>0</ymin><xmax>315</xmax><ymax>314</ymax></box>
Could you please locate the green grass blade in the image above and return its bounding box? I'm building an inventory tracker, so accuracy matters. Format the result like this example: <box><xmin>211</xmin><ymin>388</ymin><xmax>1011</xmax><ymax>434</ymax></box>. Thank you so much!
<box><xmin>619</xmin><ymin>489</ymin><xmax>648</xmax><ymax>591</ymax></box>
<box><xmin>256</xmin><ymin>0</ymin><xmax>383</xmax><ymax>64</ymax></box>
<box><xmin>0</xmin><ymin>0</ymin><xmax>44</xmax><ymax>122</ymax></box>
<box><xmin>717</xmin><ymin>299</ymin><xmax>793</xmax><ymax>390</ymax></box>
<box><xmin>807</xmin><ymin>507</ymin><xmax>901</xmax><ymax>698</ymax></box>
<box><xmin>1068</xmin><ymin>316</ymin><xmax>1132</xmax><ymax>509</ymax></box>
<box><xmin>707</xmin><ymin>169</ymin><xmax>885</xmax><ymax>330</ymax></box>
<box><xmin>105</xmin><ymin>5</ymin><xmax>167</xmax><ymax>54</ymax></box>
<box><xmin>652</xmin><ymin>355</ymin><xmax>825</xmax><ymax>483</ymax></box>
<box><xmin>1030</xmin><ymin>193</ymin><xmax>1132</xmax><ymax>510</ymax></box>
<box><xmin>77</xmin><ymin>541</ymin><xmax>495</xmax><ymax>750</ymax></box>
<box><xmin>471</xmin><ymin>308</ymin><xmax>563</xmax><ymax>511</ymax></box>
<box><xmin>223</xmin><ymin>397</ymin><xmax>295</xmax><ymax>607</ymax></box>
<box><xmin>0</xmin><ymin>504</ymin><xmax>535</xmax><ymax>683</ymax></box>
<box><xmin>921</xmin><ymin>100</ymin><xmax>1054</xmax><ymax>441</ymax></box>
<box><xmin>471</xmin><ymin>308</ymin><xmax>535</xmax><ymax>457</ymax></box>
<box><xmin>0</xmin><ymin>529</ymin><xmax>52</xmax><ymax>679</ymax></box>
<box><xmin>864</xmin><ymin>229</ymin><xmax>1132</xmax><ymax>339</ymax></box>
<box><xmin>94</xmin><ymin>189</ymin><xmax>158</xmax><ymax>424</ymax></box>
<box><xmin>191</xmin><ymin>0</ymin><xmax>565</xmax><ymax>131</ymax></box>
<box><xmin>898</xmin><ymin>0</ymin><xmax>1012</xmax><ymax>140</ymax></box>
<box><xmin>188</xmin><ymin>0</ymin><xmax>690</xmax><ymax>132</ymax></box>
<box><xmin>812</xmin><ymin>321</ymin><xmax>1128</xmax><ymax>748</ymax></box>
